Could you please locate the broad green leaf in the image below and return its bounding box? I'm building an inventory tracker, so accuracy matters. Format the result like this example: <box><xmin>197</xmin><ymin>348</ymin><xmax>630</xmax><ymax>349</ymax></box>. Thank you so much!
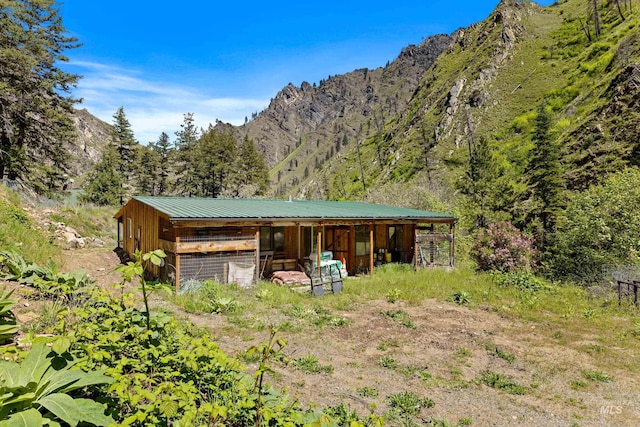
<box><xmin>0</xmin><ymin>360</ymin><xmax>21</xmax><ymax>388</ymax></box>
<box><xmin>18</xmin><ymin>344</ymin><xmax>52</xmax><ymax>386</ymax></box>
<box><xmin>37</xmin><ymin>394</ymin><xmax>114</xmax><ymax>427</ymax></box>
<box><xmin>55</xmin><ymin>370</ymin><xmax>113</xmax><ymax>394</ymax></box>
<box><xmin>0</xmin><ymin>324</ymin><xmax>19</xmax><ymax>336</ymax></box>
<box><xmin>51</xmin><ymin>337</ymin><xmax>72</xmax><ymax>355</ymax></box>
<box><xmin>36</xmin><ymin>369</ymin><xmax>83</xmax><ymax>398</ymax></box>
<box><xmin>0</xmin><ymin>408</ymin><xmax>44</xmax><ymax>427</ymax></box>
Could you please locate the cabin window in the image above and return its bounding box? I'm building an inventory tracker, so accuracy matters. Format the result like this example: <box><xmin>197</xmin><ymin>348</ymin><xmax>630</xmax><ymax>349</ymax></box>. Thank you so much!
<box><xmin>127</xmin><ymin>218</ymin><xmax>133</xmax><ymax>239</ymax></box>
<box><xmin>260</xmin><ymin>226</ymin><xmax>285</xmax><ymax>253</ymax></box>
<box><xmin>355</xmin><ymin>226</ymin><xmax>371</xmax><ymax>256</ymax></box>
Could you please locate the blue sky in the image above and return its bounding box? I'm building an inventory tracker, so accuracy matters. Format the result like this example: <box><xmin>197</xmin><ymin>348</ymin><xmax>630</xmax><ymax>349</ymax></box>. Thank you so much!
<box><xmin>60</xmin><ymin>0</ymin><xmax>554</xmax><ymax>144</ymax></box>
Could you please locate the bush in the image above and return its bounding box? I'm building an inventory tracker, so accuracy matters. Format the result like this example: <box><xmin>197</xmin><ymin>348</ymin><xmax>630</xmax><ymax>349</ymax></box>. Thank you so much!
<box><xmin>470</xmin><ymin>221</ymin><xmax>537</xmax><ymax>273</ymax></box>
<box><xmin>494</xmin><ymin>271</ymin><xmax>545</xmax><ymax>292</ymax></box>
<box><xmin>551</xmin><ymin>168</ymin><xmax>640</xmax><ymax>284</ymax></box>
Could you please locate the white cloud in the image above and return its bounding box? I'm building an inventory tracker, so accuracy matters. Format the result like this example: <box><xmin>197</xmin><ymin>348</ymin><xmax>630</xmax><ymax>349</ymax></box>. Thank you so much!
<box><xmin>69</xmin><ymin>61</ymin><xmax>269</xmax><ymax>144</ymax></box>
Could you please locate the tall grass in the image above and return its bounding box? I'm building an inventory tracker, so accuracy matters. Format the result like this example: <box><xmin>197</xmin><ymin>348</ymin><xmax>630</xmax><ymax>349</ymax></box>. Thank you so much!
<box><xmin>0</xmin><ymin>185</ymin><xmax>60</xmax><ymax>265</ymax></box>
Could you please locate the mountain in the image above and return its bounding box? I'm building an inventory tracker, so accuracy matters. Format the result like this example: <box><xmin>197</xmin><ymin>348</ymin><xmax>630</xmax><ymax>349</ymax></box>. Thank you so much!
<box><xmin>216</xmin><ymin>33</ymin><xmax>453</xmax><ymax>196</ymax></box>
<box><xmin>67</xmin><ymin>108</ymin><xmax>112</xmax><ymax>180</ymax></box>
<box><xmin>217</xmin><ymin>0</ymin><xmax>640</xmax><ymax>206</ymax></box>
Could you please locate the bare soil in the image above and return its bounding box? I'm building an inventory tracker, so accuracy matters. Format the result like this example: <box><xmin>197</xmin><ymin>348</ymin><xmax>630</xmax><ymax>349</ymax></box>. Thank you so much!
<box><xmin>8</xmin><ymin>246</ymin><xmax>640</xmax><ymax>427</ymax></box>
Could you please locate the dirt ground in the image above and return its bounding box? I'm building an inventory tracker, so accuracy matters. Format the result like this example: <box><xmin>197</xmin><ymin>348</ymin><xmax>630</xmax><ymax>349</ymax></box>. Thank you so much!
<box><xmin>8</xmin><ymin>246</ymin><xmax>640</xmax><ymax>426</ymax></box>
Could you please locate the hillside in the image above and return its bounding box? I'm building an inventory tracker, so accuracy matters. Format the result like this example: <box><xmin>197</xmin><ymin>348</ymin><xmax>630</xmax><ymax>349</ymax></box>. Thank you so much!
<box><xmin>67</xmin><ymin>108</ymin><xmax>112</xmax><ymax>180</ymax></box>
<box><xmin>217</xmin><ymin>0</ymin><xmax>639</xmax><ymax>205</ymax></box>
<box><xmin>216</xmin><ymin>34</ymin><xmax>453</xmax><ymax>197</ymax></box>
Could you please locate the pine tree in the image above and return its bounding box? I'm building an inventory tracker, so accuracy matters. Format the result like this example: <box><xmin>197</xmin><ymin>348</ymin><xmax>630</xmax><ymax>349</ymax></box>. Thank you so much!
<box><xmin>132</xmin><ymin>144</ymin><xmax>160</xmax><ymax>196</ymax></box>
<box><xmin>173</xmin><ymin>113</ymin><xmax>199</xmax><ymax>196</ymax></box>
<box><xmin>0</xmin><ymin>0</ymin><xmax>80</xmax><ymax>190</ymax></box>
<box><xmin>460</xmin><ymin>135</ymin><xmax>496</xmax><ymax>229</ymax></box>
<box><xmin>111</xmin><ymin>107</ymin><xmax>138</xmax><ymax>177</ymax></box>
<box><xmin>80</xmin><ymin>145</ymin><xmax>125</xmax><ymax>206</ymax></box>
<box><xmin>149</xmin><ymin>132</ymin><xmax>173</xmax><ymax>195</ymax></box>
<box><xmin>228</xmin><ymin>135</ymin><xmax>269</xmax><ymax>197</ymax></box>
<box><xmin>195</xmin><ymin>127</ymin><xmax>237</xmax><ymax>198</ymax></box>
<box><xmin>525</xmin><ymin>103</ymin><xmax>564</xmax><ymax>251</ymax></box>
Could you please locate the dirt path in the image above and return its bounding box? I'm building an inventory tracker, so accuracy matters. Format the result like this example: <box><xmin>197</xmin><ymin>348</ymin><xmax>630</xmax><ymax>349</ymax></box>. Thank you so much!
<box><xmin>53</xmin><ymin>247</ymin><xmax>640</xmax><ymax>427</ymax></box>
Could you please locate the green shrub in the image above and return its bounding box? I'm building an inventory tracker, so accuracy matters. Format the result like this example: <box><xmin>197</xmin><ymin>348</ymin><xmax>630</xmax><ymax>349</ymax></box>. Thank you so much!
<box><xmin>0</xmin><ymin>342</ymin><xmax>114</xmax><ymax>426</ymax></box>
<box><xmin>0</xmin><ymin>251</ymin><xmax>93</xmax><ymax>299</ymax></box>
<box><xmin>494</xmin><ymin>271</ymin><xmax>545</xmax><ymax>292</ymax></box>
<box><xmin>551</xmin><ymin>168</ymin><xmax>640</xmax><ymax>284</ymax></box>
<box><xmin>470</xmin><ymin>222</ymin><xmax>537</xmax><ymax>273</ymax></box>
<box><xmin>0</xmin><ymin>288</ymin><xmax>18</xmax><ymax>344</ymax></box>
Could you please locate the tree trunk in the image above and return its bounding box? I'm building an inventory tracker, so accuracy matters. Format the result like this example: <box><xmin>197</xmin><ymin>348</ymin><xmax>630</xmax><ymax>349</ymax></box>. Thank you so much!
<box><xmin>592</xmin><ymin>0</ymin><xmax>601</xmax><ymax>36</ymax></box>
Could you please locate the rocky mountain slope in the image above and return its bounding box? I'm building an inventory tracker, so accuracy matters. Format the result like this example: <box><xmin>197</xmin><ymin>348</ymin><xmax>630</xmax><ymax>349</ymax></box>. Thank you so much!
<box><xmin>214</xmin><ymin>0</ymin><xmax>639</xmax><ymax>204</ymax></box>
<box><xmin>66</xmin><ymin>108</ymin><xmax>112</xmax><ymax>180</ymax></box>
<box><xmin>314</xmin><ymin>0</ymin><xmax>640</xmax><ymax>202</ymax></box>
<box><xmin>216</xmin><ymin>33</ymin><xmax>453</xmax><ymax>196</ymax></box>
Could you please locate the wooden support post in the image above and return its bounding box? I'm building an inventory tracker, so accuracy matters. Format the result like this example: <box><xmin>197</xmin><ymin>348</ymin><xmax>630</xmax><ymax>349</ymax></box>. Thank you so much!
<box><xmin>255</xmin><ymin>229</ymin><xmax>260</xmax><ymax>282</ymax></box>
<box><xmin>296</xmin><ymin>223</ymin><xmax>301</xmax><ymax>266</ymax></box>
<box><xmin>317</xmin><ymin>228</ymin><xmax>322</xmax><ymax>277</ymax></box>
<box><xmin>175</xmin><ymin>236</ymin><xmax>181</xmax><ymax>293</ymax></box>
<box><xmin>414</xmin><ymin>226</ymin><xmax>419</xmax><ymax>271</ymax></box>
<box><xmin>449</xmin><ymin>222</ymin><xmax>455</xmax><ymax>267</ymax></box>
<box><xmin>369</xmin><ymin>224</ymin><xmax>374</xmax><ymax>275</ymax></box>
<box><xmin>429</xmin><ymin>224</ymin><xmax>435</xmax><ymax>265</ymax></box>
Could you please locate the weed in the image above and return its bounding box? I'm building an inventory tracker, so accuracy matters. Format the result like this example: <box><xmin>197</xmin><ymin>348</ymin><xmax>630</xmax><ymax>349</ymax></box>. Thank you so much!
<box><xmin>476</xmin><ymin>370</ymin><xmax>526</xmax><ymax>395</ymax></box>
<box><xmin>382</xmin><ymin>309</ymin><xmax>417</xmax><ymax>329</ymax></box>
<box><xmin>449</xmin><ymin>290</ymin><xmax>471</xmax><ymax>305</ymax></box>
<box><xmin>379</xmin><ymin>356</ymin><xmax>398</xmax><ymax>369</ymax></box>
<box><xmin>583</xmin><ymin>370</ymin><xmax>612</xmax><ymax>382</ymax></box>
<box><xmin>292</xmin><ymin>353</ymin><xmax>334</xmax><ymax>374</ymax></box>
<box><xmin>401</xmin><ymin>366</ymin><xmax>432</xmax><ymax>380</ymax></box>
<box><xmin>386</xmin><ymin>287</ymin><xmax>402</xmax><ymax>303</ymax></box>
<box><xmin>454</xmin><ymin>347</ymin><xmax>472</xmax><ymax>359</ymax></box>
<box><xmin>387</xmin><ymin>391</ymin><xmax>435</xmax><ymax>416</ymax></box>
<box><xmin>357</xmin><ymin>386</ymin><xmax>379</xmax><ymax>398</ymax></box>
<box><xmin>570</xmin><ymin>379</ymin><xmax>588</xmax><ymax>390</ymax></box>
<box><xmin>491</xmin><ymin>347</ymin><xmax>515</xmax><ymax>363</ymax></box>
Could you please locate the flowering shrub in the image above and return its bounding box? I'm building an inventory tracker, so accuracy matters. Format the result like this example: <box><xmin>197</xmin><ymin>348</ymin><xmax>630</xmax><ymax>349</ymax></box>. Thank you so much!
<box><xmin>470</xmin><ymin>221</ymin><xmax>537</xmax><ymax>272</ymax></box>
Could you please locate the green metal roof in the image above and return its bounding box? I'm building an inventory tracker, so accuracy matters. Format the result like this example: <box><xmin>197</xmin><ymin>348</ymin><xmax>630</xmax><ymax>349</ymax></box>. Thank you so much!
<box><xmin>130</xmin><ymin>196</ymin><xmax>455</xmax><ymax>222</ymax></box>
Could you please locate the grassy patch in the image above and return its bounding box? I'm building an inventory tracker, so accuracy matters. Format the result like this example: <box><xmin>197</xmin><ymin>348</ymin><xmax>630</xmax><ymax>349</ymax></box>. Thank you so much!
<box><xmin>476</xmin><ymin>370</ymin><xmax>526</xmax><ymax>395</ymax></box>
<box><xmin>0</xmin><ymin>185</ymin><xmax>60</xmax><ymax>265</ymax></box>
<box><xmin>291</xmin><ymin>353</ymin><xmax>334</xmax><ymax>374</ymax></box>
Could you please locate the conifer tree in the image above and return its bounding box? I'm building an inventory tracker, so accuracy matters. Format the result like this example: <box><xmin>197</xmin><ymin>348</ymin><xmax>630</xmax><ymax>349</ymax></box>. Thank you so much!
<box><xmin>149</xmin><ymin>132</ymin><xmax>173</xmax><ymax>195</ymax></box>
<box><xmin>460</xmin><ymin>135</ymin><xmax>496</xmax><ymax>229</ymax></box>
<box><xmin>80</xmin><ymin>145</ymin><xmax>125</xmax><ymax>206</ymax></box>
<box><xmin>0</xmin><ymin>0</ymin><xmax>80</xmax><ymax>190</ymax></box>
<box><xmin>173</xmin><ymin>113</ymin><xmax>199</xmax><ymax>196</ymax></box>
<box><xmin>195</xmin><ymin>126</ymin><xmax>237</xmax><ymax>198</ymax></box>
<box><xmin>110</xmin><ymin>107</ymin><xmax>138</xmax><ymax>203</ymax></box>
<box><xmin>525</xmin><ymin>103</ymin><xmax>564</xmax><ymax>252</ymax></box>
<box><xmin>111</xmin><ymin>107</ymin><xmax>138</xmax><ymax>178</ymax></box>
<box><xmin>132</xmin><ymin>144</ymin><xmax>159</xmax><ymax>196</ymax></box>
<box><xmin>227</xmin><ymin>135</ymin><xmax>269</xmax><ymax>197</ymax></box>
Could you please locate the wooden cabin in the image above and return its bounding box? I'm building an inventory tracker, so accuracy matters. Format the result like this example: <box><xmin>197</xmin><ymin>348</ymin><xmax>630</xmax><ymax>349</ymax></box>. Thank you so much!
<box><xmin>114</xmin><ymin>197</ymin><xmax>456</xmax><ymax>292</ymax></box>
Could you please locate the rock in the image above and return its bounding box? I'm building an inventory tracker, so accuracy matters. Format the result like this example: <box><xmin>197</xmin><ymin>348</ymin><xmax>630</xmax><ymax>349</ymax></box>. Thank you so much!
<box><xmin>64</xmin><ymin>226</ymin><xmax>79</xmax><ymax>237</ymax></box>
